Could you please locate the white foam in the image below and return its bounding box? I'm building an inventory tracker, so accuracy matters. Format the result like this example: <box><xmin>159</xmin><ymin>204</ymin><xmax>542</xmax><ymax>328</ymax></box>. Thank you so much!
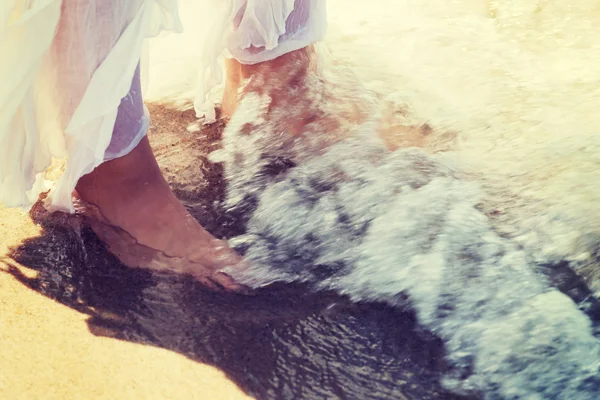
<box><xmin>145</xmin><ymin>1</ymin><xmax>600</xmax><ymax>397</ymax></box>
<box><xmin>220</xmin><ymin>125</ymin><xmax>600</xmax><ymax>398</ymax></box>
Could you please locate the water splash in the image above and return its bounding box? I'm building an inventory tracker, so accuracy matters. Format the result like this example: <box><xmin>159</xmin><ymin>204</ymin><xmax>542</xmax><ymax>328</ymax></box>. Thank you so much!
<box><xmin>143</xmin><ymin>1</ymin><xmax>600</xmax><ymax>397</ymax></box>
<box><xmin>213</xmin><ymin>95</ymin><xmax>600</xmax><ymax>398</ymax></box>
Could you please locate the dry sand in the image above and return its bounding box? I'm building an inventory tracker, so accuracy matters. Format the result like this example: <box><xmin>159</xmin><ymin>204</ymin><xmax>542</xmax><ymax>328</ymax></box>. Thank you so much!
<box><xmin>0</xmin><ymin>108</ymin><xmax>252</xmax><ymax>400</ymax></box>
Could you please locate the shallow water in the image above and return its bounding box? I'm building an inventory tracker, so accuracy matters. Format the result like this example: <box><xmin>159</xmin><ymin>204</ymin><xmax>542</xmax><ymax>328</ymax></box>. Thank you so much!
<box><xmin>10</xmin><ymin>102</ymin><xmax>598</xmax><ymax>399</ymax></box>
<box><xmin>189</xmin><ymin>1</ymin><xmax>600</xmax><ymax>396</ymax></box>
<box><xmin>319</xmin><ymin>0</ymin><xmax>600</xmax><ymax>284</ymax></box>
<box><xmin>210</xmin><ymin>87</ymin><xmax>600</xmax><ymax>398</ymax></box>
<box><xmin>10</xmin><ymin>0</ymin><xmax>600</xmax><ymax>398</ymax></box>
<box><xmin>7</xmin><ymin>107</ymin><xmax>470</xmax><ymax>400</ymax></box>
<box><xmin>148</xmin><ymin>0</ymin><xmax>600</xmax><ymax>283</ymax></box>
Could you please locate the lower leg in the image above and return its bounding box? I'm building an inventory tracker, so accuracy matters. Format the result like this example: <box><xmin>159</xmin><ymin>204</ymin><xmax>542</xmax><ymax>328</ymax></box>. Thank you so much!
<box><xmin>222</xmin><ymin>57</ymin><xmax>242</xmax><ymax>118</ymax></box>
<box><xmin>221</xmin><ymin>45</ymin><xmax>316</xmax><ymax>120</ymax></box>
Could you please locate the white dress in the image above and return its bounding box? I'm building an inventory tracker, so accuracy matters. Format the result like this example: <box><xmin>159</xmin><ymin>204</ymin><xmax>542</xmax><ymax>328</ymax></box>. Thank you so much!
<box><xmin>0</xmin><ymin>0</ymin><xmax>326</xmax><ymax>212</ymax></box>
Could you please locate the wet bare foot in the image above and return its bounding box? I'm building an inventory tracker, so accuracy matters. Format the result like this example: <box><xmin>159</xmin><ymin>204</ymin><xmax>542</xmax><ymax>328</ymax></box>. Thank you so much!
<box><xmin>222</xmin><ymin>46</ymin><xmax>433</xmax><ymax>153</ymax></box>
<box><xmin>74</xmin><ymin>136</ymin><xmax>245</xmax><ymax>290</ymax></box>
<box><xmin>221</xmin><ymin>45</ymin><xmax>322</xmax><ymax>136</ymax></box>
<box><xmin>221</xmin><ymin>45</ymin><xmax>373</xmax><ymax>161</ymax></box>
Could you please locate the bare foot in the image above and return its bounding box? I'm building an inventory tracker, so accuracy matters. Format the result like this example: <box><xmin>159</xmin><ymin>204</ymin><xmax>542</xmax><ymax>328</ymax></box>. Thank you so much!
<box><xmin>221</xmin><ymin>45</ymin><xmax>373</xmax><ymax>160</ymax></box>
<box><xmin>74</xmin><ymin>136</ymin><xmax>245</xmax><ymax>290</ymax></box>
<box><xmin>222</xmin><ymin>46</ymin><xmax>432</xmax><ymax>153</ymax></box>
<box><xmin>221</xmin><ymin>45</ymin><xmax>321</xmax><ymax>134</ymax></box>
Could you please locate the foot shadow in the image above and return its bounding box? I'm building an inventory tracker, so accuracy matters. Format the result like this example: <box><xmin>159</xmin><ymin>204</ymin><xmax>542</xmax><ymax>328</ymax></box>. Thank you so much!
<box><xmin>4</xmin><ymin>104</ymin><xmax>474</xmax><ymax>400</ymax></box>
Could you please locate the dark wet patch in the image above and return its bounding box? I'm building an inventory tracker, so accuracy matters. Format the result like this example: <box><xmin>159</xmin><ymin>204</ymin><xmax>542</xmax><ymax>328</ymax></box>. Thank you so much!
<box><xmin>538</xmin><ymin>261</ymin><xmax>600</xmax><ymax>335</ymax></box>
<box><xmin>5</xmin><ymin>104</ymin><xmax>476</xmax><ymax>400</ymax></box>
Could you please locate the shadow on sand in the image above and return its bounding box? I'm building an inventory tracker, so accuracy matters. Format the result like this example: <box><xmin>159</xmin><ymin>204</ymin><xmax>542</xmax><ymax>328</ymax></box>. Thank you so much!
<box><xmin>3</xmin><ymin>104</ymin><xmax>472</xmax><ymax>400</ymax></box>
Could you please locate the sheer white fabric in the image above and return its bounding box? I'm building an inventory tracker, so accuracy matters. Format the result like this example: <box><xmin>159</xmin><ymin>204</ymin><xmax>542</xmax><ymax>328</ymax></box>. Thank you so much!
<box><xmin>0</xmin><ymin>0</ymin><xmax>326</xmax><ymax>212</ymax></box>
<box><xmin>1</xmin><ymin>0</ymin><xmax>182</xmax><ymax>211</ymax></box>
<box><xmin>1</xmin><ymin>0</ymin><xmax>63</xmax><ymax>208</ymax></box>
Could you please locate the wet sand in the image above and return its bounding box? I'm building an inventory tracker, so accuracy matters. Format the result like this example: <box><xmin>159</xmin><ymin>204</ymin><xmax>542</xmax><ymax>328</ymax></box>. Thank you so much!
<box><xmin>0</xmin><ymin>103</ymin><xmax>468</xmax><ymax>400</ymax></box>
<box><xmin>0</xmin><ymin>262</ymin><xmax>252</xmax><ymax>400</ymax></box>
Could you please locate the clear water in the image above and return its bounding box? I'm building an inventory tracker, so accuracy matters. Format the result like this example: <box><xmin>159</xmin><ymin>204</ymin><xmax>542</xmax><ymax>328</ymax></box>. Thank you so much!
<box><xmin>143</xmin><ymin>1</ymin><xmax>600</xmax><ymax>398</ymax></box>
<box><xmin>211</xmin><ymin>95</ymin><xmax>600</xmax><ymax>398</ymax></box>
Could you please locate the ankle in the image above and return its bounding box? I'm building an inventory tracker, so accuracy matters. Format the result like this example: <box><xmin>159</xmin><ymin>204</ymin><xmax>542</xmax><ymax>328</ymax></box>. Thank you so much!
<box><xmin>75</xmin><ymin>137</ymin><xmax>166</xmax><ymax>203</ymax></box>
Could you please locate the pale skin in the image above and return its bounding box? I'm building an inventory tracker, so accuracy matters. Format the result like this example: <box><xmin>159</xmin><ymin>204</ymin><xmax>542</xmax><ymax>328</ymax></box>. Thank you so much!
<box><xmin>75</xmin><ymin>135</ymin><xmax>245</xmax><ymax>290</ymax></box>
<box><xmin>75</xmin><ymin>46</ymin><xmax>316</xmax><ymax>291</ymax></box>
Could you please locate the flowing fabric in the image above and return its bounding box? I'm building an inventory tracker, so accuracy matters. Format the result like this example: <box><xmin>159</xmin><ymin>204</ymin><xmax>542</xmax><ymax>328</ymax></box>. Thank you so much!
<box><xmin>0</xmin><ymin>0</ymin><xmax>327</xmax><ymax>212</ymax></box>
<box><xmin>0</xmin><ymin>0</ymin><xmax>183</xmax><ymax>212</ymax></box>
